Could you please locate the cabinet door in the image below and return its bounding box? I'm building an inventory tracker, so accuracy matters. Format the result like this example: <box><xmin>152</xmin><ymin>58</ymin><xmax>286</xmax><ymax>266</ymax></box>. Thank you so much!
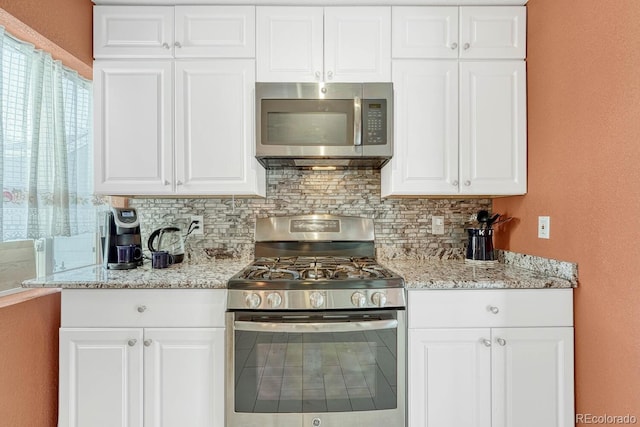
<box><xmin>256</xmin><ymin>6</ymin><xmax>323</xmax><ymax>82</ymax></box>
<box><xmin>459</xmin><ymin>61</ymin><xmax>526</xmax><ymax>195</ymax></box>
<box><xmin>144</xmin><ymin>328</ymin><xmax>225</xmax><ymax>427</ymax></box>
<box><xmin>174</xmin><ymin>6</ymin><xmax>255</xmax><ymax>58</ymax></box>
<box><xmin>382</xmin><ymin>60</ymin><xmax>458</xmax><ymax>197</ymax></box>
<box><xmin>175</xmin><ymin>60</ymin><xmax>265</xmax><ymax>196</ymax></box>
<box><xmin>324</xmin><ymin>7</ymin><xmax>391</xmax><ymax>82</ymax></box>
<box><xmin>392</xmin><ymin>7</ymin><xmax>459</xmax><ymax>59</ymax></box>
<box><xmin>93</xmin><ymin>6</ymin><xmax>174</xmax><ymax>58</ymax></box>
<box><xmin>491</xmin><ymin>327</ymin><xmax>575</xmax><ymax>427</ymax></box>
<box><xmin>460</xmin><ymin>7</ymin><xmax>526</xmax><ymax>59</ymax></box>
<box><xmin>93</xmin><ymin>61</ymin><xmax>174</xmax><ymax>195</ymax></box>
<box><xmin>59</xmin><ymin>328</ymin><xmax>143</xmax><ymax>427</ymax></box>
<box><xmin>408</xmin><ymin>328</ymin><xmax>491</xmax><ymax>427</ymax></box>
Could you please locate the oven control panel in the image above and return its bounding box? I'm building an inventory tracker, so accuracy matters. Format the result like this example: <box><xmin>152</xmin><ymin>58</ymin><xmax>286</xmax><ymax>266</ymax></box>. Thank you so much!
<box><xmin>228</xmin><ymin>288</ymin><xmax>406</xmax><ymax>311</ymax></box>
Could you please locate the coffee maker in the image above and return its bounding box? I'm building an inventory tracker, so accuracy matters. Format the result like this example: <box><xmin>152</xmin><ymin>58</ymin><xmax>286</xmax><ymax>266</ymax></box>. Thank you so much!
<box><xmin>102</xmin><ymin>207</ymin><xmax>143</xmax><ymax>269</ymax></box>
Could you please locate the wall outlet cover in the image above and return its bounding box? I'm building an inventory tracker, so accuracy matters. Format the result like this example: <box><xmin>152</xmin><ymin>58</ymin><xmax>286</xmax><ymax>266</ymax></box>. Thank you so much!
<box><xmin>538</xmin><ymin>216</ymin><xmax>550</xmax><ymax>239</ymax></box>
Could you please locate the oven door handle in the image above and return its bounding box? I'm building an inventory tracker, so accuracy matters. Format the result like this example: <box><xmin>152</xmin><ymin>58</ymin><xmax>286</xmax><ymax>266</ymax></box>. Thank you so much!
<box><xmin>234</xmin><ymin>319</ymin><xmax>397</xmax><ymax>333</ymax></box>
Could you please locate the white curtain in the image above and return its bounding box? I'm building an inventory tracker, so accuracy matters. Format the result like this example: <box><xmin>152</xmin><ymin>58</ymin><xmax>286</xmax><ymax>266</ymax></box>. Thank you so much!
<box><xmin>0</xmin><ymin>26</ymin><xmax>100</xmax><ymax>242</ymax></box>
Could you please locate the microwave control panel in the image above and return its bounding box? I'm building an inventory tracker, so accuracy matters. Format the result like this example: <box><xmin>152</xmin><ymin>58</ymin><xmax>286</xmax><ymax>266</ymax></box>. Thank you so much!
<box><xmin>362</xmin><ymin>99</ymin><xmax>387</xmax><ymax>145</ymax></box>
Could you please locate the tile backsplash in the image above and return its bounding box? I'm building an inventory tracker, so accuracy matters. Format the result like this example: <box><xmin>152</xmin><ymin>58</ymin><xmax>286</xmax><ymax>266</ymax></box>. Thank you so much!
<box><xmin>130</xmin><ymin>168</ymin><xmax>490</xmax><ymax>261</ymax></box>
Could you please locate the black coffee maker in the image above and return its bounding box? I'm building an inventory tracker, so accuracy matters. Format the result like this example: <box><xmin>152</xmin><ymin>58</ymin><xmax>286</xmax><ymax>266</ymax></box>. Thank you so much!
<box><xmin>102</xmin><ymin>207</ymin><xmax>143</xmax><ymax>270</ymax></box>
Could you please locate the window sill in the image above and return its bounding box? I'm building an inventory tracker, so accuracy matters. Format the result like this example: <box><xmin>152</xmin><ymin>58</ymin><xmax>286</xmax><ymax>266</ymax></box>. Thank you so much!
<box><xmin>0</xmin><ymin>288</ymin><xmax>61</xmax><ymax>309</ymax></box>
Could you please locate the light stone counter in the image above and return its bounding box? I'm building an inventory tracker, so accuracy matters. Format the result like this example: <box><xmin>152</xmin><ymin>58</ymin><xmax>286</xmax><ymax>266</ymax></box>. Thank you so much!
<box><xmin>382</xmin><ymin>259</ymin><xmax>576</xmax><ymax>289</ymax></box>
<box><xmin>23</xmin><ymin>251</ymin><xmax>577</xmax><ymax>290</ymax></box>
<box><xmin>22</xmin><ymin>258</ymin><xmax>251</xmax><ymax>289</ymax></box>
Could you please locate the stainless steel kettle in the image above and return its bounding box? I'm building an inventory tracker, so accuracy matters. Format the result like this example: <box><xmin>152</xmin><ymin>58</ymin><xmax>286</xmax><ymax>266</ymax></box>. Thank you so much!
<box><xmin>147</xmin><ymin>226</ymin><xmax>185</xmax><ymax>263</ymax></box>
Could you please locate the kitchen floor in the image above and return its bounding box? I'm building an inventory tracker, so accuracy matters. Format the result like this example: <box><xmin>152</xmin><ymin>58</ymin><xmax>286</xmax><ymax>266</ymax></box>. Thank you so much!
<box><xmin>234</xmin><ymin>330</ymin><xmax>398</xmax><ymax>413</ymax></box>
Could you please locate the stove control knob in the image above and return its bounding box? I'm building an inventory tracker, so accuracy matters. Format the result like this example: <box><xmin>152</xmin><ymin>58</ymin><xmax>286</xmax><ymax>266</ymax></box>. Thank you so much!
<box><xmin>266</xmin><ymin>292</ymin><xmax>282</xmax><ymax>308</ymax></box>
<box><xmin>244</xmin><ymin>293</ymin><xmax>262</xmax><ymax>309</ymax></box>
<box><xmin>371</xmin><ymin>292</ymin><xmax>387</xmax><ymax>307</ymax></box>
<box><xmin>351</xmin><ymin>292</ymin><xmax>367</xmax><ymax>308</ymax></box>
<box><xmin>309</xmin><ymin>291</ymin><xmax>325</xmax><ymax>309</ymax></box>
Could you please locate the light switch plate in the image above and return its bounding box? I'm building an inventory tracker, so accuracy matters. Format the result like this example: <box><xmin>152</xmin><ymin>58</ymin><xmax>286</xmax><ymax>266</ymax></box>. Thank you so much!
<box><xmin>538</xmin><ymin>216</ymin><xmax>550</xmax><ymax>239</ymax></box>
<box><xmin>432</xmin><ymin>216</ymin><xmax>445</xmax><ymax>235</ymax></box>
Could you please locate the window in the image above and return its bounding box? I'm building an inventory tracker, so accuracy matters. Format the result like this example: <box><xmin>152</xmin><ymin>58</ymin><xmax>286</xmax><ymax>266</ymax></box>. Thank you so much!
<box><xmin>0</xmin><ymin>26</ymin><xmax>105</xmax><ymax>290</ymax></box>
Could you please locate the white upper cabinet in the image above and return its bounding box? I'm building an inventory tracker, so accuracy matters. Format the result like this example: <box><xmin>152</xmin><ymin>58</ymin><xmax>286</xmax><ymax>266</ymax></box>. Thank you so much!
<box><xmin>383</xmin><ymin>59</ymin><xmax>526</xmax><ymax>197</ymax></box>
<box><xmin>382</xmin><ymin>60</ymin><xmax>459</xmax><ymax>196</ymax></box>
<box><xmin>93</xmin><ymin>60</ymin><xmax>174</xmax><ymax>195</ymax></box>
<box><xmin>94</xmin><ymin>5</ymin><xmax>255</xmax><ymax>58</ymax></box>
<box><xmin>174</xmin><ymin>6</ymin><xmax>255</xmax><ymax>58</ymax></box>
<box><xmin>175</xmin><ymin>60</ymin><xmax>264</xmax><ymax>196</ymax></box>
<box><xmin>392</xmin><ymin>6</ymin><xmax>526</xmax><ymax>59</ymax></box>
<box><xmin>256</xmin><ymin>7</ymin><xmax>324</xmax><ymax>82</ymax></box>
<box><xmin>257</xmin><ymin>6</ymin><xmax>391</xmax><ymax>82</ymax></box>
<box><xmin>459</xmin><ymin>60</ymin><xmax>527</xmax><ymax>195</ymax></box>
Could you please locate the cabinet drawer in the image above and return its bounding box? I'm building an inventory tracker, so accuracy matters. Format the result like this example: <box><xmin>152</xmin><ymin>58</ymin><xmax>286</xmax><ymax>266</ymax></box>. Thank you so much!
<box><xmin>62</xmin><ymin>289</ymin><xmax>227</xmax><ymax>327</ymax></box>
<box><xmin>408</xmin><ymin>289</ymin><xmax>573</xmax><ymax>328</ymax></box>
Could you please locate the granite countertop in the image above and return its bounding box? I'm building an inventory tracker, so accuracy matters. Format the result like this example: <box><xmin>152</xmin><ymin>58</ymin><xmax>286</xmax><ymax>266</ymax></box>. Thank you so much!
<box><xmin>22</xmin><ymin>258</ymin><xmax>251</xmax><ymax>289</ymax></box>
<box><xmin>381</xmin><ymin>259</ymin><xmax>576</xmax><ymax>290</ymax></box>
<box><xmin>22</xmin><ymin>253</ymin><xmax>576</xmax><ymax>290</ymax></box>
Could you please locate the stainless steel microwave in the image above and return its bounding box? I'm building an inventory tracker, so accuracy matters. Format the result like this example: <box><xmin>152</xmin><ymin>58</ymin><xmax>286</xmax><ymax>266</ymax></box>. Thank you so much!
<box><xmin>256</xmin><ymin>82</ymin><xmax>393</xmax><ymax>168</ymax></box>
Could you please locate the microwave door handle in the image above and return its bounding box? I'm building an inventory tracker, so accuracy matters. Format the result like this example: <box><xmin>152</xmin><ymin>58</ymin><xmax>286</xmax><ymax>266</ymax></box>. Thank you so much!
<box><xmin>234</xmin><ymin>319</ymin><xmax>397</xmax><ymax>333</ymax></box>
<box><xmin>353</xmin><ymin>96</ymin><xmax>362</xmax><ymax>146</ymax></box>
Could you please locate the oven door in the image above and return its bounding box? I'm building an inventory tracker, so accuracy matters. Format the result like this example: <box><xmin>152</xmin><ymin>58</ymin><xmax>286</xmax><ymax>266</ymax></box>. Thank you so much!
<box><xmin>225</xmin><ymin>309</ymin><xmax>406</xmax><ymax>427</ymax></box>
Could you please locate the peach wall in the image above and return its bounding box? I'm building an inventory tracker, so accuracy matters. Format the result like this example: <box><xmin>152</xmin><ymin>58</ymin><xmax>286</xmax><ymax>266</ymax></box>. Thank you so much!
<box><xmin>0</xmin><ymin>0</ymin><xmax>92</xmax><ymax>77</ymax></box>
<box><xmin>493</xmin><ymin>0</ymin><xmax>640</xmax><ymax>423</ymax></box>
<box><xmin>0</xmin><ymin>292</ymin><xmax>61</xmax><ymax>426</ymax></box>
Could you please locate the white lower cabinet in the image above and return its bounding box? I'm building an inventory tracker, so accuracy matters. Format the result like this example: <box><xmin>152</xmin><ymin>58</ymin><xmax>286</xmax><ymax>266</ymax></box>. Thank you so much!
<box><xmin>407</xmin><ymin>289</ymin><xmax>575</xmax><ymax>427</ymax></box>
<box><xmin>58</xmin><ymin>290</ymin><xmax>226</xmax><ymax>427</ymax></box>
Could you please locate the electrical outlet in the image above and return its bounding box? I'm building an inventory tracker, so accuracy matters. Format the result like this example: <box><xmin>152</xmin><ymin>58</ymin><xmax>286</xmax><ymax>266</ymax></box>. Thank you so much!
<box><xmin>538</xmin><ymin>216</ymin><xmax>550</xmax><ymax>239</ymax></box>
<box><xmin>432</xmin><ymin>216</ymin><xmax>445</xmax><ymax>235</ymax></box>
<box><xmin>190</xmin><ymin>215</ymin><xmax>204</xmax><ymax>235</ymax></box>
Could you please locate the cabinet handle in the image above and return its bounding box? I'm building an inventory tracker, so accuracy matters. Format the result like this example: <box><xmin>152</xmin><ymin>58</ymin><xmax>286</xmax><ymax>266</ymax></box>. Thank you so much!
<box><xmin>463</xmin><ymin>42</ymin><xmax>471</xmax><ymax>50</ymax></box>
<box><xmin>137</xmin><ymin>305</ymin><xmax>147</xmax><ymax>313</ymax></box>
<box><xmin>481</xmin><ymin>338</ymin><xmax>492</xmax><ymax>347</ymax></box>
<box><xmin>496</xmin><ymin>337</ymin><xmax>506</xmax><ymax>346</ymax></box>
<box><xmin>487</xmin><ymin>305</ymin><xmax>499</xmax><ymax>315</ymax></box>
<box><xmin>327</xmin><ymin>70</ymin><xmax>334</xmax><ymax>80</ymax></box>
<box><xmin>128</xmin><ymin>339</ymin><xmax>137</xmax><ymax>347</ymax></box>
<box><xmin>451</xmin><ymin>42</ymin><xmax>458</xmax><ymax>50</ymax></box>
<box><xmin>144</xmin><ymin>339</ymin><xmax>153</xmax><ymax>347</ymax></box>
<box><xmin>464</xmin><ymin>180</ymin><xmax>471</xmax><ymax>186</ymax></box>
<box><xmin>162</xmin><ymin>42</ymin><xmax>170</xmax><ymax>50</ymax></box>
<box><xmin>174</xmin><ymin>41</ymin><xmax>182</xmax><ymax>48</ymax></box>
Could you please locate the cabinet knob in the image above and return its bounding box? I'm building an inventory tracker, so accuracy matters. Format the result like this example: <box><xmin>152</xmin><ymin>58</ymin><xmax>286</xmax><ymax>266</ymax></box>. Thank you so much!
<box><xmin>481</xmin><ymin>338</ymin><xmax>492</xmax><ymax>347</ymax></box>
<box><xmin>162</xmin><ymin>42</ymin><xmax>170</xmax><ymax>50</ymax></box>
<box><xmin>463</xmin><ymin>43</ymin><xmax>471</xmax><ymax>50</ymax></box>
<box><xmin>452</xmin><ymin>180</ymin><xmax>459</xmax><ymax>187</ymax></box>
<box><xmin>464</xmin><ymin>180</ymin><xmax>471</xmax><ymax>186</ymax></box>
<box><xmin>176</xmin><ymin>180</ymin><xmax>183</xmax><ymax>186</ymax></box>
<box><xmin>327</xmin><ymin>70</ymin><xmax>334</xmax><ymax>80</ymax></box>
<box><xmin>315</xmin><ymin>71</ymin><xmax>321</xmax><ymax>80</ymax></box>
<box><xmin>137</xmin><ymin>305</ymin><xmax>147</xmax><ymax>313</ymax></box>
<box><xmin>174</xmin><ymin>41</ymin><xmax>182</xmax><ymax>48</ymax></box>
<box><xmin>487</xmin><ymin>305</ymin><xmax>499</xmax><ymax>315</ymax></box>
<box><xmin>451</xmin><ymin>42</ymin><xmax>458</xmax><ymax>50</ymax></box>
<box><xmin>144</xmin><ymin>339</ymin><xmax>153</xmax><ymax>347</ymax></box>
<box><xmin>128</xmin><ymin>339</ymin><xmax>137</xmax><ymax>347</ymax></box>
<box><xmin>164</xmin><ymin>180</ymin><xmax>170</xmax><ymax>186</ymax></box>
<box><xmin>496</xmin><ymin>337</ymin><xmax>506</xmax><ymax>346</ymax></box>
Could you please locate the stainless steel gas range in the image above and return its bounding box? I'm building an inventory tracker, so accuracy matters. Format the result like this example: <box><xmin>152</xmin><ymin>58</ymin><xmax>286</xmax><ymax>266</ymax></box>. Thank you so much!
<box><xmin>225</xmin><ymin>215</ymin><xmax>406</xmax><ymax>427</ymax></box>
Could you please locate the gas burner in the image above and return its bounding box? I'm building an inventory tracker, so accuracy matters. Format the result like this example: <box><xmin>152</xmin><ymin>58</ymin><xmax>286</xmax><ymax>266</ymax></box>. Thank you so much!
<box><xmin>245</xmin><ymin>266</ymin><xmax>300</xmax><ymax>280</ymax></box>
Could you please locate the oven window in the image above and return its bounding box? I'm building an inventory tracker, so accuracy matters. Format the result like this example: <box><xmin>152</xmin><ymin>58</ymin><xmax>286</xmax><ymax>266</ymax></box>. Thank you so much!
<box><xmin>233</xmin><ymin>314</ymin><xmax>398</xmax><ymax>413</ymax></box>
